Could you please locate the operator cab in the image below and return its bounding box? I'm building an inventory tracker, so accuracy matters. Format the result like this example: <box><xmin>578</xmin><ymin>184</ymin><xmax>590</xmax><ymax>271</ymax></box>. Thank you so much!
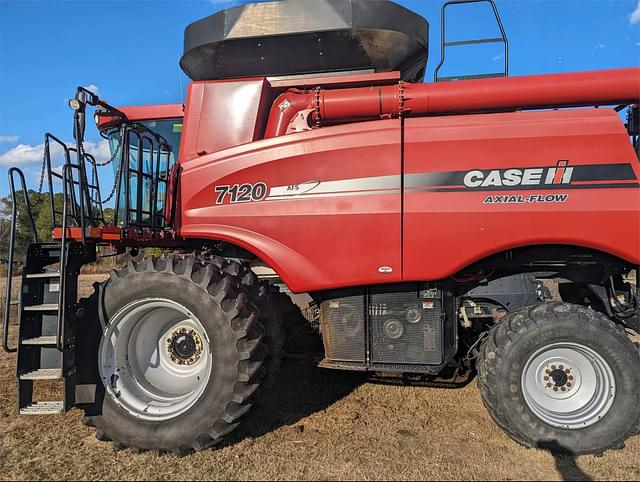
<box><xmin>97</xmin><ymin>105</ymin><xmax>183</xmax><ymax>228</ymax></box>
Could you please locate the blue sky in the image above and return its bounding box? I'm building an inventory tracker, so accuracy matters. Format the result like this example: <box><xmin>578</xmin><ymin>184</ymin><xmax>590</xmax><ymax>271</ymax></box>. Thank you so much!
<box><xmin>0</xmin><ymin>0</ymin><xmax>639</xmax><ymax>199</ymax></box>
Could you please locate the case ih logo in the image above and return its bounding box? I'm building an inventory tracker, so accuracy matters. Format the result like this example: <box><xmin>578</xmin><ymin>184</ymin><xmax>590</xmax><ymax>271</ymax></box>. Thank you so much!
<box><xmin>463</xmin><ymin>161</ymin><xmax>573</xmax><ymax>188</ymax></box>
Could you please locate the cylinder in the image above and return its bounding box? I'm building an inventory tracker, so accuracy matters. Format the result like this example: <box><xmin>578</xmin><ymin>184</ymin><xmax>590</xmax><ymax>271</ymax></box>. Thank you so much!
<box><xmin>264</xmin><ymin>68</ymin><xmax>640</xmax><ymax>138</ymax></box>
<box><xmin>403</xmin><ymin>68</ymin><xmax>640</xmax><ymax>115</ymax></box>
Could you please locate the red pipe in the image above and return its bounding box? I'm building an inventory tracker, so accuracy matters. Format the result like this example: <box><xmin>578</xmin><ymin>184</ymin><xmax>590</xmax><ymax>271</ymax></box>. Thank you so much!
<box><xmin>264</xmin><ymin>68</ymin><xmax>640</xmax><ymax>138</ymax></box>
<box><xmin>404</xmin><ymin>67</ymin><xmax>640</xmax><ymax>115</ymax></box>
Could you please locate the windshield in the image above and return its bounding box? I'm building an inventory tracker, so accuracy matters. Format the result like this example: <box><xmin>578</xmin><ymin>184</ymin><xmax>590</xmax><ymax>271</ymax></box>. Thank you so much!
<box><xmin>106</xmin><ymin>118</ymin><xmax>182</xmax><ymax>227</ymax></box>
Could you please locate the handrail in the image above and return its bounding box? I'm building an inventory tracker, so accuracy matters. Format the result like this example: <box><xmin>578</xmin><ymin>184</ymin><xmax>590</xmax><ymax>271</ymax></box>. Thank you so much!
<box><xmin>44</xmin><ymin>132</ymin><xmax>74</xmax><ymax>226</ymax></box>
<box><xmin>3</xmin><ymin>168</ymin><xmax>38</xmax><ymax>353</ymax></box>
<box><xmin>56</xmin><ymin>164</ymin><xmax>85</xmax><ymax>351</ymax></box>
<box><xmin>434</xmin><ymin>0</ymin><xmax>509</xmax><ymax>82</ymax></box>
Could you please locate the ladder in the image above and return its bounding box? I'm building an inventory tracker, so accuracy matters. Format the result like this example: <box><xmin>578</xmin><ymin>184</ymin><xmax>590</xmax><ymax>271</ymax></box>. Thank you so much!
<box><xmin>15</xmin><ymin>242</ymin><xmax>95</xmax><ymax>414</ymax></box>
<box><xmin>3</xmin><ymin>148</ymin><xmax>98</xmax><ymax>415</ymax></box>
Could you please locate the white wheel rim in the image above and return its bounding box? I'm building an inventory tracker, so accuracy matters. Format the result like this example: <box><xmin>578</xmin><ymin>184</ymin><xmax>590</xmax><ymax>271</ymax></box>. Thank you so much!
<box><xmin>98</xmin><ymin>298</ymin><xmax>212</xmax><ymax>421</ymax></box>
<box><xmin>521</xmin><ymin>342</ymin><xmax>616</xmax><ymax>429</ymax></box>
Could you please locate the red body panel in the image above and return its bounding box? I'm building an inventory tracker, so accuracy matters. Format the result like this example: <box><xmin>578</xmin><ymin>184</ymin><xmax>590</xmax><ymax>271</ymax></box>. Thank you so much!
<box><xmin>179</xmin><ymin>119</ymin><xmax>402</xmax><ymax>292</ymax></box>
<box><xmin>96</xmin><ymin>103</ymin><xmax>183</xmax><ymax>128</ymax></box>
<box><xmin>179</xmin><ymin>78</ymin><xmax>271</xmax><ymax>162</ymax></box>
<box><xmin>105</xmin><ymin>69</ymin><xmax>639</xmax><ymax>294</ymax></box>
<box><xmin>178</xmin><ymin>105</ymin><xmax>639</xmax><ymax>293</ymax></box>
<box><xmin>403</xmin><ymin>108</ymin><xmax>640</xmax><ymax>280</ymax></box>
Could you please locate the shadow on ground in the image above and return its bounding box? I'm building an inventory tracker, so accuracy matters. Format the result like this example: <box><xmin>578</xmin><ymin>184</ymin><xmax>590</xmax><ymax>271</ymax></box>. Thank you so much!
<box><xmin>224</xmin><ymin>352</ymin><xmax>366</xmax><ymax>447</ymax></box>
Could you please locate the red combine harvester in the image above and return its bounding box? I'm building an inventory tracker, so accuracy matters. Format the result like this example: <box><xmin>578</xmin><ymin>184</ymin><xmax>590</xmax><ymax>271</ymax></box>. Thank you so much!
<box><xmin>3</xmin><ymin>0</ymin><xmax>639</xmax><ymax>456</ymax></box>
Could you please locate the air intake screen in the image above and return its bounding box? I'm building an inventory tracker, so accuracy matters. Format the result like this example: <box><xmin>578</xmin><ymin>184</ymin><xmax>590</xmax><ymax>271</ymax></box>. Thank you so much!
<box><xmin>321</xmin><ymin>291</ymin><xmax>365</xmax><ymax>363</ymax></box>
<box><xmin>369</xmin><ymin>286</ymin><xmax>443</xmax><ymax>366</ymax></box>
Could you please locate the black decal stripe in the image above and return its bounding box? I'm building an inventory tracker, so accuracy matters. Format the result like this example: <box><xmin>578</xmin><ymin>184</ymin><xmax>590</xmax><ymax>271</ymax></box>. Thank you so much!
<box><xmin>571</xmin><ymin>163</ymin><xmax>637</xmax><ymax>181</ymax></box>
<box><xmin>262</xmin><ymin>164</ymin><xmax>639</xmax><ymax>202</ymax></box>
<box><xmin>409</xmin><ymin>182</ymin><xmax>640</xmax><ymax>193</ymax></box>
<box><xmin>404</xmin><ymin>163</ymin><xmax>638</xmax><ymax>188</ymax></box>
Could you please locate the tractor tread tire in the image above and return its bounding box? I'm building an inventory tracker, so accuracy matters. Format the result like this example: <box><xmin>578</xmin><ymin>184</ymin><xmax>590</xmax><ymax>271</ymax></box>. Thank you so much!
<box><xmin>80</xmin><ymin>255</ymin><xmax>266</xmax><ymax>455</ymax></box>
<box><xmin>477</xmin><ymin>301</ymin><xmax>640</xmax><ymax>455</ymax></box>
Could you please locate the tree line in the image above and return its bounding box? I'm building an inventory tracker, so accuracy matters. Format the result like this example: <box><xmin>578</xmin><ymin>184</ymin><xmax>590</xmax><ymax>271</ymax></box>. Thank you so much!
<box><xmin>0</xmin><ymin>190</ymin><xmax>114</xmax><ymax>262</ymax></box>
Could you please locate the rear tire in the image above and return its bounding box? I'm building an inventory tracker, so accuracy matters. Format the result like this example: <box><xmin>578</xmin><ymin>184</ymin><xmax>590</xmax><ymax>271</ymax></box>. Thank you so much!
<box><xmin>80</xmin><ymin>256</ymin><xmax>266</xmax><ymax>455</ymax></box>
<box><xmin>477</xmin><ymin>302</ymin><xmax>640</xmax><ymax>455</ymax></box>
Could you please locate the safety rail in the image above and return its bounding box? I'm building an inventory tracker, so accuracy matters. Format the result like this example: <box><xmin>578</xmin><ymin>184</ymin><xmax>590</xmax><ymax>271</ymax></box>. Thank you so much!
<box><xmin>112</xmin><ymin>123</ymin><xmax>173</xmax><ymax>230</ymax></box>
<box><xmin>43</xmin><ymin>133</ymin><xmax>104</xmax><ymax>230</ymax></box>
<box><xmin>2</xmin><ymin>168</ymin><xmax>38</xmax><ymax>353</ymax></box>
<box><xmin>434</xmin><ymin>0</ymin><xmax>509</xmax><ymax>82</ymax></box>
<box><xmin>2</xmin><ymin>87</ymin><xmax>176</xmax><ymax>354</ymax></box>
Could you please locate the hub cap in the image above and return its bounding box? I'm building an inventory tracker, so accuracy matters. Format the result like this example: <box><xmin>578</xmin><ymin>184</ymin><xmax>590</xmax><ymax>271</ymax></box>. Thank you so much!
<box><xmin>99</xmin><ymin>298</ymin><xmax>212</xmax><ymax>421</ymax></box>
<box><xmin>521</xmin><ymin>342</ymin><xmax>615</xmax><ymax>429</ymax></box>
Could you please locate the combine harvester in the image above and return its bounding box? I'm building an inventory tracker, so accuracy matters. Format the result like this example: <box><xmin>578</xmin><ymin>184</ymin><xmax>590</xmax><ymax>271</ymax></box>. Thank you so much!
<box><xmin>3</xmin><ymin>0</ymin><xmax>639</xmax><ymax>455</ymax></box>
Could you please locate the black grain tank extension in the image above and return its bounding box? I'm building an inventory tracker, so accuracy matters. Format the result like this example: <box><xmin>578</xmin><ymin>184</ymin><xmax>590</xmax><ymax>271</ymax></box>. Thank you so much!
<box><xmin>180</xmin><ymin>0</ymin><xmax>429</xmax><ymax>82</ymax></box>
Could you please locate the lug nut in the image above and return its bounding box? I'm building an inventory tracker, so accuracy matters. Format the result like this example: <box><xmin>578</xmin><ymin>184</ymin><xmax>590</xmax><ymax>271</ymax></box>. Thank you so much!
<box><xmin>561</xmin><ymin>387</ymin><xmax>566</xmax><ymax>392</ymax></box>
<box><xmin>568</xmin><ymin>376</ymin><xmax>574</xmax><ymax>381</ymax></box>
<box><xmin>565</xmin><ymin>369</ymin><xmax>571</xmax><ymax>373</ymax></box>
<box><xmin>567</xmin><ymin>383</ymin><xmax>572</xmax><ymax>387</ymax></box>
<box><xmin>546</xmin><ymin>383</ymin><xmax>552</xmax><ymax>388</ymax></box>
<box><xmin>553</xmin><ymin>387</ymin><xmax>558</xmax><ymax>392</ymax></box>
<box><xmin>559</xmin><ymin>365</ymin><xmax>564</xmax><ymax>370</ymax></box>
<box><xmin>551</xmin><ymin>365</ymin><xmax>556</xmax><ymax>370</ymax></box>
<box><xmin>544</xmin><ymin>376</ymin><xmax>549</xmax><ymax>381</ymax></box>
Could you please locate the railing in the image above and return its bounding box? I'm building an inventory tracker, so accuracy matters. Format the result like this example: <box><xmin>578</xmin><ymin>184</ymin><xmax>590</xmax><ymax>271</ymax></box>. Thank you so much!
<box><xmin>113</xmin><ymin>123</ymin><xmax>173</xmax><ymax>230</ymax></box>
<box><xmin>3</xmin><ymin>168</ymin><xmax>38</xmax><ymax>353</ymax></box>
<box><xmin>2</xmin><ymin>87</ymin><xmax>176</xmax><ymax>354</ymax></box>
<box><xmin>434</xmin><ymin>0</ymin><xmax>509</xmax><ymax>82</ymax></box>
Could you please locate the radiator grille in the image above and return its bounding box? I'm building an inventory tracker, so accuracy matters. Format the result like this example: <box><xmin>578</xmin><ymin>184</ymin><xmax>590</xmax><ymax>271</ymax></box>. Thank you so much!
<box><xmin>321</xmin><ymin>292</ymin><xmax>365</xmax><ymax>362</ymax></box>
<box><xmin>370</xmin><ymin>286</ymin><xmax>443</xmax><ymax>365</ymax></box>
<box><xmin>321</xmin><ymin>284</ymin><xmax>445</xmax><ymax>368</ymax></box>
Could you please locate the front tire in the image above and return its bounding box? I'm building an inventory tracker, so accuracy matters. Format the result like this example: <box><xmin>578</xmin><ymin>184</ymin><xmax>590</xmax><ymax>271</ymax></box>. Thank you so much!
<box><xmin>81</xmin><ymin>256</ymin><xmax>266</xmax><ymax>455</ymax></box>
<box><xmin>477</xmin><ymin>302</ymin><xmax>640</xmax><ymax>455</ymax></box>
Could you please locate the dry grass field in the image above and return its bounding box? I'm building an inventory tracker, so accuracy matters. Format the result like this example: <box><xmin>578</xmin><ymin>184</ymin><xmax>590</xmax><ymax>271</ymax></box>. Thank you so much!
<box><xmin>1</xmin><ymin>274</ymin><xmax>639</xmax><ymax>481</ymax></box>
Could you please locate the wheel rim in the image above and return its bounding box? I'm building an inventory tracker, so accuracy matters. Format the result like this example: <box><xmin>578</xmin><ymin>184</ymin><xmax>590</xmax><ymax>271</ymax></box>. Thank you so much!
<box><xmin>521</xmin><ymin>342</ymin><xmax>616</xmax><ymax>429</ymax></box>
<box><xmin>99</xmin><ymin>298</ymin><xmax>212</xmax><ymax>421</ymax></box>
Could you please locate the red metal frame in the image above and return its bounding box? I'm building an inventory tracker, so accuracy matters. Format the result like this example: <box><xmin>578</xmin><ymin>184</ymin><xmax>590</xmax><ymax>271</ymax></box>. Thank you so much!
<box><xmin>93</xmin><ymin>69</ymin><xmax>639</xmax><ymax>294</ymax></box>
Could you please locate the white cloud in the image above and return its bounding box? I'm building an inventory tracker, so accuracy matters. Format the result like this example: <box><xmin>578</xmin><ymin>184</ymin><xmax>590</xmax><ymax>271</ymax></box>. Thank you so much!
<box><xmin>0</xmin><ymin>139</ymin><xmax>110</xmax><ymax>167</ymax></box>
<box><xmin>0</xmin><ymin>135</ymin><xmax>18</xmax><ymax>143</ymax></box>
<box><xmin>84</xmin><ymin>84</ymin><xmax>100</xmax><ymax>96</ymax></box>
<box><xmin>631</xmin><ymin>1</ymin><xmax>640</xmax><ymax>24</ymax></box>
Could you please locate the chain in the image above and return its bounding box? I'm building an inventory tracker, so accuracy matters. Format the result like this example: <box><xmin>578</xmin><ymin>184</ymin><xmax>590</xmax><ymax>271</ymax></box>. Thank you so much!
<box><xmin>29</xmin><ymin>137</ymin><xmax>50</xmax><ymax>212</ymax></box>
<box><xmin>93</xmin><ymin>132</ymin><xmax>124</xmax><ymax>205</ymax></box>
<box><xmin>94</xmin><ymin>138</ymin><xmax>121</xmax><ymax>167</ymax></box>
<box><xmin>38</xmin><ymin>139</ymin><xmax>48</xmax><ymax>196</ymax></box>
<box><xmin>100</xmin><ymin>161</ymin><xmax>121</xmax><ymax>204</ymax></box>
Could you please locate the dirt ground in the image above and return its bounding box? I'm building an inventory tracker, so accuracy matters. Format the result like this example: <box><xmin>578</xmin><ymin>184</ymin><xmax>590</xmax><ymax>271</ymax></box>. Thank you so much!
<box><xmin>0</xmin><ymin>275</ymin><xmax>639</xmax><ymax>481</ymax></box>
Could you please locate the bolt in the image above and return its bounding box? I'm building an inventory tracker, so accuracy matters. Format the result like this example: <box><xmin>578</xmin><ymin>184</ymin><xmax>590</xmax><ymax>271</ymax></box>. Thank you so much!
<box><xmin>546</xmin><ymin>383</ymin><xmax>552</xmax><ymax>388</ymax></box>
<box><xmin>544</xmin><ymin>376</ymin><xmax>549</xmax><ymax>381</ymax></box>
<box><xmin>561</xmin><ymin>387</ymin><xmax>566</xmax><ymax>392</ymax></box>
<box><xmin>568</xmin><ymin>376</ymin><xmax>574</xmax><ymax>381</ymax></box>
<box><xmin>551</xmin><ymin>365</ymin><xmax>556</xmax><ymax>370</ymax></box>
<box><xmin>553</xmin><ymin>387</ymin><xmax>559</xmax><ymax>392</ymax></box>
<box><xmin>545</xmin><ymin>369</ymin><xmax>551</xmax><ymax>374</ymax></box>
<box><xmin>559</xmin><ymin>365</ymin><xmax>564</xmax><ymax>370</ymax></box>
<box><xmin>567</xmin><ymin>383</ymin><xmax>572</xmax><ymax>387</ymax></box>
<box><xmin>565</xmin><ymin>369</ymin><xmax>571</xmax><ymax>373</ymax></box>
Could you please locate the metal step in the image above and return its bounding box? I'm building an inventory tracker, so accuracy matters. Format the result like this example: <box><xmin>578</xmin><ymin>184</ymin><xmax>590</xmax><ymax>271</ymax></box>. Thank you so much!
<box><xmin>21</xmin><ymin>336</ymin><xmax>57</xmax><ymax>345</ymax></box>
<box><xmin>19</xmin><ymin>401</ymin><xmax>64</xmax><ymax>415</ymax></box>
<box><xmin>19</xmin><ymin>368</ymin><xmax>62</xmax><ymax>380</ymax></box>
<box><xmin>23</xmin><ymin>304</ymin><xmax>59</xmax><ymax>312</ymax></box>
<box><xmin>25</xmin><ymin>272</ymin><xmax>61</xmax><ymax>279</ymax></box>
